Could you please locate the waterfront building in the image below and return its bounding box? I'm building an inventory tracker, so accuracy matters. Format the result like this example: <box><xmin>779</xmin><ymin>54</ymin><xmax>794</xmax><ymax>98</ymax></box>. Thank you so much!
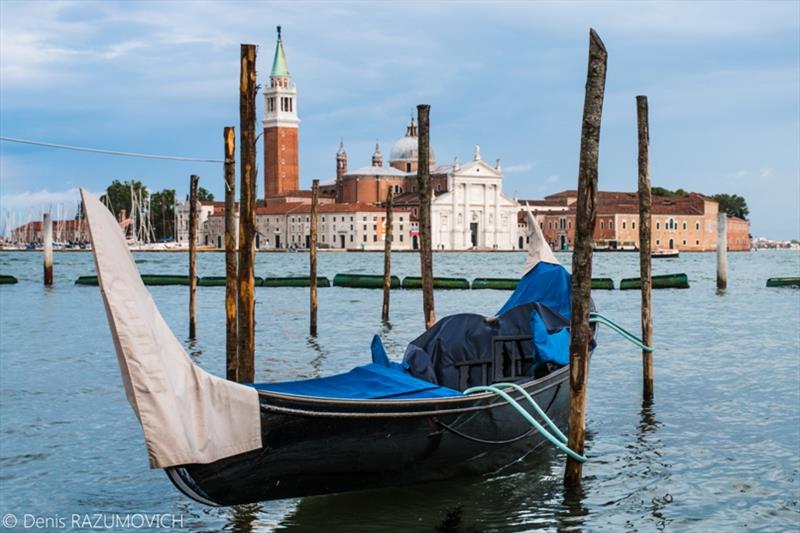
<box><xmin>527</xmin><ymin>190</ymin><xmax>751</xmax><ymax>252</ymax></box>
<box><xmin>176</xmin><ymin>200</ymin><xmax>223</xmax><ymax>244</ymax></box>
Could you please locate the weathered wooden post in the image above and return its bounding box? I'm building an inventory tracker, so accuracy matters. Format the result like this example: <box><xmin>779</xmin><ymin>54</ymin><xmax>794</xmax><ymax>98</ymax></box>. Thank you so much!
<box><xmin>224</xmin><ymin>126</ymin><xmax>238</xmax><ymax>381</ymax></box>
<box><xmin>188</xmin><ymin>174</ymin><xmax>199</xmax><ymax>340</ymax></box>
<box><xmin>42</xmin><ymin>213</ymin><xmax>53</xmax><ymax>286</ymax></box>
<box><xmin>310</xmin><ymin>179</ymin><xmax>319</xmax><ymax>336</ymax></box>
<box><xmin>717</xmin><ymin>212</ymin><xmax>728</xmax><ymax>291</ymax></box>
<box><xmin>564</xmin><ymin>28</ymin><xmax>607</xmax><ymax>488</ymax></box>
<box><xmin>417</xmin><ymin>104</ymin><xmax>436</xmax><ymax>329</ymax></box>
<box><xmin>382</xmin><ymin>189</ymin><xmax>393</xmax><ymax>322</ymax></box>
<box><xmin>237</xmin><ymin>43</ymin><xmax>257</xmax><ymax>383</ymax></box>
<box><xmin>637</xmin><ymin>96</ymin><xmax>654</xmax><ymax>401</ymax></box>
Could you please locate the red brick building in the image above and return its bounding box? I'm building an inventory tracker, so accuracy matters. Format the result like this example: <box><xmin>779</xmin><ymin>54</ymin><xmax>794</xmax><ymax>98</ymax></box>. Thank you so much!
<box><xmin>526</xmin><ymin>190</ymin><xmax>750</xmax><ymax>252</ymax></box>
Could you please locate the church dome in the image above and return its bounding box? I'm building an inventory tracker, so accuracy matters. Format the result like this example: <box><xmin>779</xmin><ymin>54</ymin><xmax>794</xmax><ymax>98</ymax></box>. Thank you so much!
<box><xmin>389</xmin><ymin>118</ymin><xmax>436</xmax><ymax>163</ymax></box>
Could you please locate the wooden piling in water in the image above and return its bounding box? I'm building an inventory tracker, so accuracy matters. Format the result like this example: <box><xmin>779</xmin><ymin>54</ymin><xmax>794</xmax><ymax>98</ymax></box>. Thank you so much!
<box><xmin>224</xmin><ymin>126</ymin><xmax>238</xmax><ymax>381</ymax></box>
<box><xmin>188</xmin><ymin>174</ymin><xmax>199</xmax><ymax>340</ymax></box>
<box><xmin>42</xmin><ymin>213</ymin><xmax>53</xmax><ymax>286</ymax></box>
<box><xmin>717</xmin><ymin>212</ymin><xmax>727</xmax><ymax>291</ymax></box>
<box><xmin>237</xmin><ymin>43</ymin><xmax>257</xmax><ymax>383</ymax></box>
<box><xmin>382</xmin><ymin>189</ymin><xmax>393</xmax><ymax>322</ymax></box>
<box><xmin>637</xmin><ymin>96</ymin><xmax>654</xmax><ymax>401</ymax></box>
<box><xmin>564</xmin><ymin>29</ymin><xmax>607</xmax><ymax>488</ymax></box>
<box><xmin>417</xmin><ymin>104</ymin><xmax>436</xmax><ymax>329</ymax></box>
<box><xmin>310</xmin><ymin>179</ymin><xmax>319</xmax><ymax>337</ymax></box>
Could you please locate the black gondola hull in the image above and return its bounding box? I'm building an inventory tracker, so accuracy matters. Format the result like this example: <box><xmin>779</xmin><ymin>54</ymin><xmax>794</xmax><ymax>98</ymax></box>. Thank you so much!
<box><xmin>166</xmin><ymin>366</ymin><xmax>570</xmax><ymax>506</ymax></box>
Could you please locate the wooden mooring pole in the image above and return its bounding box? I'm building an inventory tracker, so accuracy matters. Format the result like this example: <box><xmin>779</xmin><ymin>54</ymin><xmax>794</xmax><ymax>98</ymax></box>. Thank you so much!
<box><xmin>417</xmin><ymin>104</ymin><xmax>436</xmax><ymax>329</ymax></box>
<box><xmin>42</xmin><ymin>213</ymin><xmax>53</xmax><ymax>286</ymax></box>
<box><xmin>188</xmin><ymin>174</ymin><xmax>199</xmax><ymax>340</ymax></box>
<box><xmin>224</xmin><ymin>126</ymin><xmax>238</xmax><ymax>381</ymax></box>
<box><xmin>237</xmin><ymin>43</ymin><xmax>257</xmax><ymax>383</ymax></box>
<box><xmin>381</xmin><ymin>189</ymin><xmax>393</xmax><ymax>322</ymax></box>
<box><xmin>637</xmin><ymin>96</ymin><xmax>654</xmax><ymax>401</ymax></box>
<box><xmin>564</xmin><ymin>28</ymin><xmax>607</xmax><ymax>488</ymax></box>
<box><xmin>717</xmin><ymin>212</ymin><xmax>728</xmax><ymax>291</ymax></box>
<box><xmin>310</xmin><ymin>179</ymin><xmax>319</xmax><ymax>336</ymax></box>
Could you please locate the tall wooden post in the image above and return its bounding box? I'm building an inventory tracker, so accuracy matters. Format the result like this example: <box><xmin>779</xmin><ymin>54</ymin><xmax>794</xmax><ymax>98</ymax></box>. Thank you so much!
<box><xmin>717</xmin><ymin>212</ymin><xmax>728</xmax><ymax>291</ymax></box>
<box><xmin>237</xmin><ymin>43</ymin><xmax>257</xmax><ymax>383</ymax></box>
<box><xmin>42</xmin><ymin>213</ymin><xmax>53</xmax><ymax>286</ymax></box>
<box><xmin>309</xmin><ymin>179</ymin><xmax>319</xmax><ymax>336</ymax></box>
<box><xmin>637</xmin><ymin>96</ymin><xmax>654</xmax><ymax>401</ymax></box>
<box><xmin>224</xmin><ymin>127</ymin><xmax>238</xmax><ymax>381</ymax></box>
<box><xmin>382</xmin><ymin>189</ymin><xmax>393</xmax><ymax>322</ymax></box>
<box><xmin>417</xmin><ymin>104</ymin><xmax>436</xmax><ymax>329</ymax></box>
<box><xmin>188</xmin><ymin>174</ymin><xmax>199</xmax><ymax>340</ymax></box>
<box><xmin>564</xmin><ymin>29</ymin><xmax>607</xmax><ymax>488</ymax></box>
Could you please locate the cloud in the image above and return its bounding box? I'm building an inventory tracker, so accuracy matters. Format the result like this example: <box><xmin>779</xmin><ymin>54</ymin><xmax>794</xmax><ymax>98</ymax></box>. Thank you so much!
<box><xmin>0</xmin><ymin>188</ymin><xmax>83</xmax><ymax>212</ymax></box>
<box><xmin>759</xmin><ymin>167</ymin><xmax>774</xmax><ymax>179</ymax></box>
<box><xmin>503</xmin><ymin>163</ymin><xmax>533</xmax><ymax>174</ymax></box>
<box><xmin>546</xmin><ymin>175</ymin><xmax>559</xmax><ymax>183</ymax></box>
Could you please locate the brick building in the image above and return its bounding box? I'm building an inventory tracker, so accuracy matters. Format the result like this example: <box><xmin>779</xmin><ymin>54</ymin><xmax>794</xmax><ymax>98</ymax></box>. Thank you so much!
<box><xmin>525</xmin><ymin>190</ymin><xmax>750</xmax><ymax>252</ymax></box>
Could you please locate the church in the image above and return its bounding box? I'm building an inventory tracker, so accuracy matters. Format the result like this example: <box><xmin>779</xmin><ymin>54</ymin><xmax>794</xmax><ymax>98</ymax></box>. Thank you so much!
<box><xmin>196</xmin><ymin>27</ymin><xmax>524</xmax><ymax>251</ymax></box>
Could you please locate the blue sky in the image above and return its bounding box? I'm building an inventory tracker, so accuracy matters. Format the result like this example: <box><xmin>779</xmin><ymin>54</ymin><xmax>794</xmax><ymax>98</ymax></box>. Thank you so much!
<box><xmin>1</xmin><ymin>0</ymin><xmax>798</xmax><ymax>238</ymax></box>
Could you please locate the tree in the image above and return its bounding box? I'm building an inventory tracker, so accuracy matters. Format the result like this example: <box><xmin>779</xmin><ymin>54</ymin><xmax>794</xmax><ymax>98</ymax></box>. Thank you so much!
<box><xmin>150</xmin><ymin>189</ymin><xmax>177</xmax><ymax>241</ymax></box>
<box><xmin>100</xmin><ymin>179</ymin><xmax>148</xmax><ymax>221</ymax></box>
<box><xmin>712</xmin><ymin>193</ymin><xmax>749</xmax><ymax>220</ymax></box>
<box><xmin>197</xmin><ymin>187</ymin><xmax>214</xmax><ymax>202</ymax></box>
<box><xmin>652</xmin><ymin>186</ymin><xmax>686</xmax><ymax>197</ymax></box>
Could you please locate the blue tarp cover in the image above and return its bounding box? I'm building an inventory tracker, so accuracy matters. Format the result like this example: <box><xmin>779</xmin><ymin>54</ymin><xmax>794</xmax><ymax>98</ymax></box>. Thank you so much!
<box><xmin>252</xmin><ymin>363</ymin><xmax>461</xmax><ymax>399</ymax></box>
<box><xmin>497</xmin><ymin>262</ymin><xmax>572</xmax><ymax>319</ymax></box>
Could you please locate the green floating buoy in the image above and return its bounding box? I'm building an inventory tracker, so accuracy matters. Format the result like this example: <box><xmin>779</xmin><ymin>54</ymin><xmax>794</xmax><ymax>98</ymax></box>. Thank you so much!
<box><xmin>333</xmin><ymin>273</ymin><xmax>400</xmax><ymax>289</ymax></box>
<box><xmin>262</xmin><ymin>276</ymin><xmax>331</xmax><ymax>288</ymax></box>
<box><xmin>199</xmin><ymin>276</ymin><xmax>265</xmax><ymax>286</ymax></box>
<box><xmin>402</xmin><ymin>276</ymin><xmax>470</xmax><ymax>289</ymax></box>
<box><xmin>472</xmin><ymin>278</ymin><xmax>519</xmax><ymax>290</ymax></box>
<box><xmin>620</xmin><ymin>273</ymin><xmax>689</xmax><ymax>290</ymax></box>
<box><xmin>0</xmin><ymin>275</ymin><xmax>18</xmax><ymax>285</ymax></box>
<box><xmin>592</xmin><ymin>278</ymin><xmax>615</xmax><ymax>290</ymax></box>
<box><xmin>76</xmin><ymin>274</ymin><xmax>204</xmax><ymax>286</ymax></box>
<box><xmin>766</xmin><ymin>277</ymin><xmax>800</xmax><ymax>288</ymax></box>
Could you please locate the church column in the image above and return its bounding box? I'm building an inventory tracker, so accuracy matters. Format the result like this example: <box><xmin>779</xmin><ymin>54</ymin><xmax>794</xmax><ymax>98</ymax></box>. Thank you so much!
<box><xmin>494</xmin><ymin>183</ymin><xmax>500</xmax><ymax>248</ymax></box>
<box><xmin>483</xmin><ymin>183</ymin><xmax>489</xmax><ymax>248</ymax></box>
<box><xmin>463</xmin><ymin>183</ymin><xmax>469</xmax><ymax>248</ymax></box>
<box><xmin>451</xmin><ymin>177</ymin><xmax>457</xmax><ymax>250</ymax></box>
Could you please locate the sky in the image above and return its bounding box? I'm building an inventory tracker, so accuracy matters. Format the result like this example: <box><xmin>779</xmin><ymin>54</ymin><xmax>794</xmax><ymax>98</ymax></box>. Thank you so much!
<box><xmin>0</xmin><ymin>0</ymin><xmax>798</xmax><ymax>239</ymax></box>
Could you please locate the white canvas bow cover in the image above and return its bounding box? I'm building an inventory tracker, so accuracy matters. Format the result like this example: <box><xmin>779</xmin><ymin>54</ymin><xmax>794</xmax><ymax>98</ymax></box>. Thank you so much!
<box><xmin>81</xmin><ymin>189</ymin><xmax>261</xmax><ymax>468</ymax></box>
<box><xmin>522</xmin><ymin>204</ymin><xmax>560</xmax><ymax>275</ymax></box>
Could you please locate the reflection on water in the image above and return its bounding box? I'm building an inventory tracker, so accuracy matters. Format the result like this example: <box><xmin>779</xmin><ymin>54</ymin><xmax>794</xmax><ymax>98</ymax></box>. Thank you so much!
<box><xmin>0</xmin><ymin>250</ymin><xmax>798</xmax><ymax>532</ymax></box>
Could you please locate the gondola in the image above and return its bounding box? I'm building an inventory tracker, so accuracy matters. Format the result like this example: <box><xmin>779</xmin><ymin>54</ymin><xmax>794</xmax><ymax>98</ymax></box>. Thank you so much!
<box><xmin>80</xmin><ymin>189</ymin><xmax>591</xmax><ymax>507</ymax></box>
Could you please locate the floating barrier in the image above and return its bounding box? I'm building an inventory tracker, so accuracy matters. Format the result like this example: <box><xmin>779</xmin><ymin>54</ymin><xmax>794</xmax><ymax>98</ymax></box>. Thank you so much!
<box><xmin>766</xmin><ymin>277</ymin><xmax>800</xmax><ymax>288</ymax></box>
<box><xmin>262</xmin><ymin>276</ymin><xmax>330</xmax><ymax>288</ymax></box>
<box><xmin>471</xmin><ymin>278</ymin><xmax>518</xmax><ymax>290</ymax></box>
<box><xmin>620</xmin><ymin>273</ymin><xmax>689</xmax><ymax>290</ymax></box>
<box><xmin>199</xmin><ymin>276</ymin><xmax>264</xmax><ymax>286</ymax></box>
<box><xmin>471</xmin><ymin>277</ymin><xmax>615</xmax><ymax>290</ymax></box>
<box><xmin>0</xmin><ymin>275</ymin><xmax>18</xmax><ymax>284</ymax></box>
<box><xmin>333</xmin><ymin>273</ymin><xmax>400</xmax><ymax>289</ymax></box>
<box><xmin>592</xmin><ymin>278</ymin><xmax>615</xmax><ymax>290</ymax></box>
<box><xmin>76</xmin><ymin>274</ymin><xmax>198</xmax><ymax>286</ymax></box>
<box><xmin>402</xmin><ymin>276</ymin><xmax>470</xmax><ymax>289</ymax></box>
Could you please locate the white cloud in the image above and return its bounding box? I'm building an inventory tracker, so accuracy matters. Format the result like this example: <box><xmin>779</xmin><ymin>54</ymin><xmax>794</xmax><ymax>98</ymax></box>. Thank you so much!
<box><xmin>546</xmin><ymin>175</ymin><xmax>559</xmax><ymax>183</ymax></box>
<box><xmin>504</xmin><ymin>163</ymin><xmax>533</xmax><ymax>174</ymax></box>
<box><xmin>0</xmin><ymin>188</ymin><xmax>83</xmax><ymax>213</ymax></box>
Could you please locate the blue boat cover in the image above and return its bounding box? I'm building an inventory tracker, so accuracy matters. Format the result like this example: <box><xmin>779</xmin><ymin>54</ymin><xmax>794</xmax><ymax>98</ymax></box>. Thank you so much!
<box><xmin>253</xmin><ymin>261</ymin><xmax>573</xmax><ymax>400</ymax></box>
<box><xmin>497</xmin><ymin>262</ymin><xmax>572</xmax><ymax>319</ymax></box>
<box><xmin>252</xmin><ymin>363</ymin><xmax>461</xmax><ymax>399</ymax></box>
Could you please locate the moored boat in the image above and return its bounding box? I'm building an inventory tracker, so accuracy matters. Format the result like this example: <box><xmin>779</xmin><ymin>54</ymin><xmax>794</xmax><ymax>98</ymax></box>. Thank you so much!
<box><xmin>81</xmin><ymin>190</ymin><xmax>595</xmax><ymax>506</ymax></box>
<box><xmin>652</xmin><ymin>249</ymin><xmax>679</xmax><ymax>258</ymax></box>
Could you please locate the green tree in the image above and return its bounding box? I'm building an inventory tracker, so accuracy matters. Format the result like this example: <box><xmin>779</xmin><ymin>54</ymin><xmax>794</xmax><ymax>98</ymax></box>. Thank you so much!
<box><xmin>712</xmin><ymin>193</ymin><xmax>749</xmax><ymax>219</ymax></box>
<box><xmin>99</xmin><ymin>179</ymin><xmax>148</xmax><ymax>238</ymax></box>
<box><xmin>652</xmin><ymin>187</ymin><xmax>686</xmax><ymax>197</ymax></box>
<box><xmin>150</xmin><ymin>189</ymin><xmax>177</xmax><ymax>241</ymax></box>
<box><xmin>197</xmin><ymin>187</ymin><xmax>214</xmax><ymax>202</ymax></box>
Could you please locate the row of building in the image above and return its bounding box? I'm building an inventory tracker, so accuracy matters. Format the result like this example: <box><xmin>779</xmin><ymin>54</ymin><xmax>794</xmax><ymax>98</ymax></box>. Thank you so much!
<box><xmin>8</xmin><ymin>27</ymin><xmax>750</xmax><ymax>254</ymax></box>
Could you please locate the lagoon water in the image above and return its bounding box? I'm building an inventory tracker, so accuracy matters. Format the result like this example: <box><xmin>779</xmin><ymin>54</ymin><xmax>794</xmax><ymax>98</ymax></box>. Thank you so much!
<box><xmin>0</xmin><ymin>249</ymin><xmax>798</xmax><ymax>532</ymax></box>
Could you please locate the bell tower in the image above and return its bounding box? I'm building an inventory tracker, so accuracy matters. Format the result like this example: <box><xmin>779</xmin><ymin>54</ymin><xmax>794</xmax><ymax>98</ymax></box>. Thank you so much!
<box><xmin>263</xmin><ymin>26</ymin><xmax>299</xmax><ymax>199</ymax></box>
